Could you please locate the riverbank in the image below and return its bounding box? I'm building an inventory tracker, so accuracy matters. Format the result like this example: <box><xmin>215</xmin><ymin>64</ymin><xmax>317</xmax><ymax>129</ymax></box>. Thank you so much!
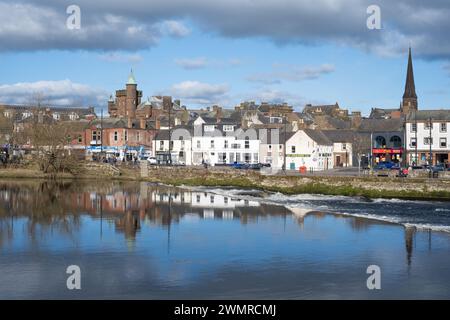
<box><xmin>144</xmin><ymin>166</ymin><xmax>450</xmax><ymax>201</ymax></box>
<box><xmin>1</xmin><ymin>164</ymin><xmax>450</xmax><ymax>201</ymax></box>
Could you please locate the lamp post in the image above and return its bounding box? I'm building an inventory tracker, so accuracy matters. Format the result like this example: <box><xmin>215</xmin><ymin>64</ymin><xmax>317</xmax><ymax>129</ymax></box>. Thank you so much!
<box><xmin>283</xmin><ymin>116</ymin><xmax>287</xmax><ymax>175</ymax></box>
<box><xmin>414</xmin><ymin>112</ymin><xmax>418</xmax><ymax>166</ymax></box>
<box><xmin>428</xmin><ymin>117</ymin><xmax>433</xmax><ymax>177</ymax></box>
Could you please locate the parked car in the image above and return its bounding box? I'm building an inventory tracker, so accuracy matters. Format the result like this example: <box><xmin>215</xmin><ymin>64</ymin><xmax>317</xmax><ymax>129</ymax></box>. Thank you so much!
<box><xmin>432</xmin><ymin>164</ymin><xmax>446</xmax><ymax>172</ymax></box>
<box><xmin>231</xmin><ymin>162</ymin><xmax>250</xmax><ymax>169</ymax></box>
<box><xmin>374</xmin><ymin>162</ymin><xmax>399</xmax><ymax>170</ymax></box>
<box><xmin>147</xmin><ymin>157</ymin><xmax>157</xmax><ymax>165</ymax></box>
<box><xmin>249</xmin><ymin>163</ymin><xmax>263</xmax><ymax>170</ymax></box>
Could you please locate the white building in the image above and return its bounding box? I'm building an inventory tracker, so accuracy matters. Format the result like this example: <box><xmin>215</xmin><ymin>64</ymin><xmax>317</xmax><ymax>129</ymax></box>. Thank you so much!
<box><xmin>191</xmin><ymin>118</ymin><xmax>260</xmax><ymax>166</ymax></box>
<box><xmin>405</xmin><ymin>110</ymin><xmax>450</xmax><ymax>166</ymax></box>
<box><xmin>322</xmin><ymin>130</ymin><xmax>354</xmax><ymax>167</ymax></box>
<box><xmin>259</xmin><ymin>128</ymin><xmax>286</xmax><ymax>169</ymax></box>
<box><xmin>152</xmin><ymin>127</ymin><xmax>193</xmax><ymax>165</ymax></box>
<box><xmin>285</xmin><ymin>129</ymin><xmax>333</xmax><ymax>171</ymax></box>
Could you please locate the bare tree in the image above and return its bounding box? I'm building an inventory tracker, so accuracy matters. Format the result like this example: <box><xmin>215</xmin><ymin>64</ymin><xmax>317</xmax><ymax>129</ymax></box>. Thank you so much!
<box><xmin>14</xmin><ymin>92</ymin><xmax>84</xmax><ymax>177</ymax></box>
<box><xmin>352</xmin><ymin>132</ymin><xmax>371</xmax><ymax>175</ymax></box>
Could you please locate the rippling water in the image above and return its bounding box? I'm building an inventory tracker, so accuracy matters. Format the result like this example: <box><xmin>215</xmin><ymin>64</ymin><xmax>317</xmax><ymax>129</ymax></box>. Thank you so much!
<box><xmin>0</xmin><ymin>180</ymin><xmax>450</xmax><ymax>299</ymax></box>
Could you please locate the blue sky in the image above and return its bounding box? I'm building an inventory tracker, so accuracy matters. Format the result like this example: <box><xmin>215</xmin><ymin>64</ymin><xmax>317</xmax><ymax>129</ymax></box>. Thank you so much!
<box><xmin>0</xmin><ymin>0</ymin><xmax>450</xmax><ymax>116</ymax></box>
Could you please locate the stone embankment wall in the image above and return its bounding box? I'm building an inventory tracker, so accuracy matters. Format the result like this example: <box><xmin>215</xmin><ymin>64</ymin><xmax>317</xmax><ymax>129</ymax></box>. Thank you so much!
<box><xmin>144</xmin><ymin>166</ymin><xmax>450</xmax><ymax>200</ymax></box>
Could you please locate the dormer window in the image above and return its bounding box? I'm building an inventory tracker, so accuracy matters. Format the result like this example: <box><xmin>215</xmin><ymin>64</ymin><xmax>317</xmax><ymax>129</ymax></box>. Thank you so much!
<box><xmin>223</xmin><ymin>125</ymin><xmax>234</xmax><ymax>132</ymax></box>
<box><xmin>69</xmin><ymin>113</ymin><xmax>79</xmax><ymax>121</ymax></box>
<box><xmin>22</xmin><ymin>111</ymin><xmax>32</xmax><ymax>119</ymax></box>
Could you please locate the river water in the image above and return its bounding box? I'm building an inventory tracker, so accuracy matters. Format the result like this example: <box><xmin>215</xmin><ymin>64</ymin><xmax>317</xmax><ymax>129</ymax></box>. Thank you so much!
<box><xmin>0</xmin><ymin>180</ymin><xmax>449</xmax><ymax>299</ymax></box>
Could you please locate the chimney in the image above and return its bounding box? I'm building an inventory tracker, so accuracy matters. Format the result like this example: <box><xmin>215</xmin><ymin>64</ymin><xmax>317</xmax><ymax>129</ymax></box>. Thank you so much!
<box><xmin>351</xmin><ymin>111</ymin><xmax>362</xmax><ymax>129</ymax></box>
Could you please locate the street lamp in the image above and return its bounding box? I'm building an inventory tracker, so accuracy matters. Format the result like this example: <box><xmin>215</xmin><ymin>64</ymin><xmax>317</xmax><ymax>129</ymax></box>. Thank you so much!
<box><xmin>428</xmin><ymin>117</ymin><xmax>433</xmax><ymax>177</ymax></box>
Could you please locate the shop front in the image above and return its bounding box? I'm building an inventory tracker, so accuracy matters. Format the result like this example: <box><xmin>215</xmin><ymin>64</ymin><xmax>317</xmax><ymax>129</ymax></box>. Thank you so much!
<box><xmin>372</xmin><ymin>148</ymin><xmax>404</xmax><ymax>164</ymax></box>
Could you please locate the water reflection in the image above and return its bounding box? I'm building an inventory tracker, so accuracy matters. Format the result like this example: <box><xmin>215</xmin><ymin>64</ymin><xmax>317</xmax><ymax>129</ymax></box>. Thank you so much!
<box><xmin>1</xmin><ymin>180</ymin><xmax>450</xmax><ymax>299</ymax></box>
<box><xmin>0</xmin><ymin>180</ymin><xmax>430</xmax><ymax>266</ymax></box>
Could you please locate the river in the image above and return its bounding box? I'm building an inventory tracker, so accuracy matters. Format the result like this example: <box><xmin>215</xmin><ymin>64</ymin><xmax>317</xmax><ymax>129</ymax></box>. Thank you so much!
<box><xmin>1</xmin><ymin>180</ymin><xmax>450</xmax><ymax>299</ymax></box>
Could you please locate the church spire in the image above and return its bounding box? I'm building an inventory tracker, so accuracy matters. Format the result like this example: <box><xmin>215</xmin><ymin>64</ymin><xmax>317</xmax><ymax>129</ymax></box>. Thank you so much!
<box><xmin>403</xmin><ymin>47</ymin><xmax>417</xmax><ymax>99</ymax></box>
<box><xmin>402</xmin><ymin>47</ymin><xmax>418</xmax><ymax>114</ymax></box>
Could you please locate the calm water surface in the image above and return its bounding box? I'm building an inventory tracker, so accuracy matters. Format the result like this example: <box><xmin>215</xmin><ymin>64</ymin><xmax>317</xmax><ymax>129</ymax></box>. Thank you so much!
<box><xmin>1</xmin><ymin>180</ymin><xmax>450</xmax><ymax>299</ymax></box>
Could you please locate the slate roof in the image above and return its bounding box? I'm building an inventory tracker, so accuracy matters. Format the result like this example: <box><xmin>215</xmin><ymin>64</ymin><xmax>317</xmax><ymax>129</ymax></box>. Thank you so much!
<box><xmin>303</xmin><ymin>129</ymin><xmax>333</xmax><ymax>146</ymax></box>
<box><xmin>322</xmin><ymin>130</ymin><xmax>355</xmax><ymax>142</ymax></box>
<box><xmin>406</xmin><ymin>110</ymin><xmax>450</xmax><ymax>122</ymax></box>
<box><xmin>357</xmin><ymin>118</ymin><xmax>404</xmax><ymax>132</ymax></box>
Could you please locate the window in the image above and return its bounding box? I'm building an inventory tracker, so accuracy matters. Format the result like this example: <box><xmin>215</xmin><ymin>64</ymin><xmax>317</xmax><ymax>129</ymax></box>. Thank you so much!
<box><xmin>114</xmin><ymin>131</ymin><xmax>118</xmax><ymax>142</ymax></box>
<box><xmin>245</xmin><ymin>138</ymin><xmax>250</xmax><ymax>149</ymax></box>
<box><xmin>224</xmin><ymin>140</ymin><xmax>228</xmax><ymax>149</ymax></box>
<box><xmin>253</xmin><ymin>153</ymin><xmax>258</xmax><ymax>163</ymax></box>
<box><xmin>92</xmin><ymin>130</ymin><xmax>101</xmax><ymax>142</ymax></box>
<box><xmin>411</xmin><ymin>123</ymin><xmax>417</xmax><ymax>132</ymax></box>
<box><xmin>197</xmin><ymin>140</ymin><xmax>201</xmax><ymax>149</ymax></box>
<box><xmin>210</xmin><ymin>196</ymin><xmax>214</xmax><ymax>204</ymax></box>
<box><xmin>160</xmin><ymin>141</ymin><xmax>164</xmax><ymax>150</ymax></box>
<box><xmin>342</xmin><ymin>143</ymin><xmax>347</xmax><ymax>150</ymax></box>
<box><xmin>424</xmin><ymin>137</ymin><xmax>433</xmax><ymax>145</ymax></box>
<box><xmin>425</xmin><ymin>122</ymin><xmax>432</xmax><ymax>130</ymax></box>
<box><xmin>268</xmin><ymin>145</ymin><xmax>272</xmax><ymax>150</ymax></box>
<box><xmin>196</xmin><ymin>195</ymin><xmax>201</xmax><ymax>203</ymax></box>
<box><xmin>78</xmin><ymin>135</ymin><xmax>82</xmax><ymax>143</ymax></box>
<box><xmin>375</xmin><ymin>136</ymin><xmax>386</xmax><ymax>148</ymax></box>
<box><xmin>204</xmin><ymin>125</ymin><xmax>215</xmax><ymax>132</ymax></box>
<box><xmin>440</xmin><ymin>123</ymin><xmax>447</xmax><ymax>132</ymax></box>
<box><xmin>270</xmin><ymin>117</ymin><xmax>282</xmax><ymax>124</ymax></box>
<box><xmin>224</xmin><ymin>197</ymin><xmax>228</xmax><ymax>204</ymax></box>
<box><xmin>291</xmin><ymin>146</ymin><xmax>296</xmax><ymax>154</ymax></box>
<box><xmin>210</xmin><ymin>140</ymin><xmax>214</xmax><ymax>149</ymax></box>
<box><xmin>236</xmin><ymin>153</ymin><xmax>241</xmax><ymax>163</ymax></box>
<box><xmin>223</xmin><ymin>125</ymin><xmax>234</xmax><ymax>132</ymax></box>
<box><xmin>136</xmin><ymin>131</ymin><xmax>140</xmax><ymax>142</ymax></box>
<box><xmin>410</xmin><ymin>138</ymin><xmax>417</xmax><ymax>147</ymax></box>
<box><xmin>390</xmin><ymin>136</ymin><xmax>402</xmax><ymax>148</ymax></box>
<box><xmin>244</xmin><ymin>153</ymin><xmax>251</xmax><ymax>163</ymax></box>
<box><xmin>440</xmin><ymin>138</ymin><xmax>447</xmax><ymax>148</ymax></box>
<box><xmin>124</xmin><ymin>130</ymin><xmax>128</xmax><ymax>141</ymax></box>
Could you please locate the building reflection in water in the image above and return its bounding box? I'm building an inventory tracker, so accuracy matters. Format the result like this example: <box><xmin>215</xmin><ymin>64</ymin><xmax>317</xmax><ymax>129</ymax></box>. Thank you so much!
<box><xmin>405</xmin><ymin>226</ymin><xmax>416</xmax><ymax>267</ymax></box>
<box><xmin>0</xmin><ymin>180</ymin><xmax>426</xmax><ymax>264</ymax></box>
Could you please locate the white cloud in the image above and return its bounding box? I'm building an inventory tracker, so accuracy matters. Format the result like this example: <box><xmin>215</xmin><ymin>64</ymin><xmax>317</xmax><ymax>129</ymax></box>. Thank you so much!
<box><xmin>169</xmin><ymin>81</ymin><xmax>229</xmax><ymax>105</ymax></box>
<box><xmin>443</xmin><ymin>63</ymin><xmax>450</xmax><ymax>76</ymax></box>
<box><xmin>1</xmin><ymin>1</ymin><xmax>450</xmax><ymax>59</ymax></box>
<box><xmin>174</xmin><ymin>57</ymin><xmax>244</xmax><ymax>70</ymax></box>
<box><xmin>160</xmin><ymin>20</ymin><xmax>191</xmax><ymax>38</ymax></box>
<box><xmin>175</xmin><ymin>57</ymin><xmax>209</xmax><ymax>69</ymax></box>
<box><xmin>247</xmin><ymin>63</ymin><xmax>335</xmax><ymax>84</ymax></box>
<box><xmin>98</xmin><ymin>53</ymin><xmax>143</xmax><ymax>63</ymax></box>
<box><xmin>0</xmin><ymin>80</ymin><xmax>108</xmax><ymax>107</ymax></box>
<box><xmin>244</xmin><ymin>88</ymin><xmax>307</xmax><ymax>107</ymax></box>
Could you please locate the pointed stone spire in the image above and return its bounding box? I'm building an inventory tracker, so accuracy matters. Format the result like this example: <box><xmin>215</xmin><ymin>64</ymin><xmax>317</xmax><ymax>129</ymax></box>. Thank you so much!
<box><xmin>403</xmin><ymin>47</ymin><xmax>417</xmax><ymax>99</ymax></box>
<box><xmin>402</xmin><ymin>47</ymin><xmax>418</xmax><ymax>114</ymax></box>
